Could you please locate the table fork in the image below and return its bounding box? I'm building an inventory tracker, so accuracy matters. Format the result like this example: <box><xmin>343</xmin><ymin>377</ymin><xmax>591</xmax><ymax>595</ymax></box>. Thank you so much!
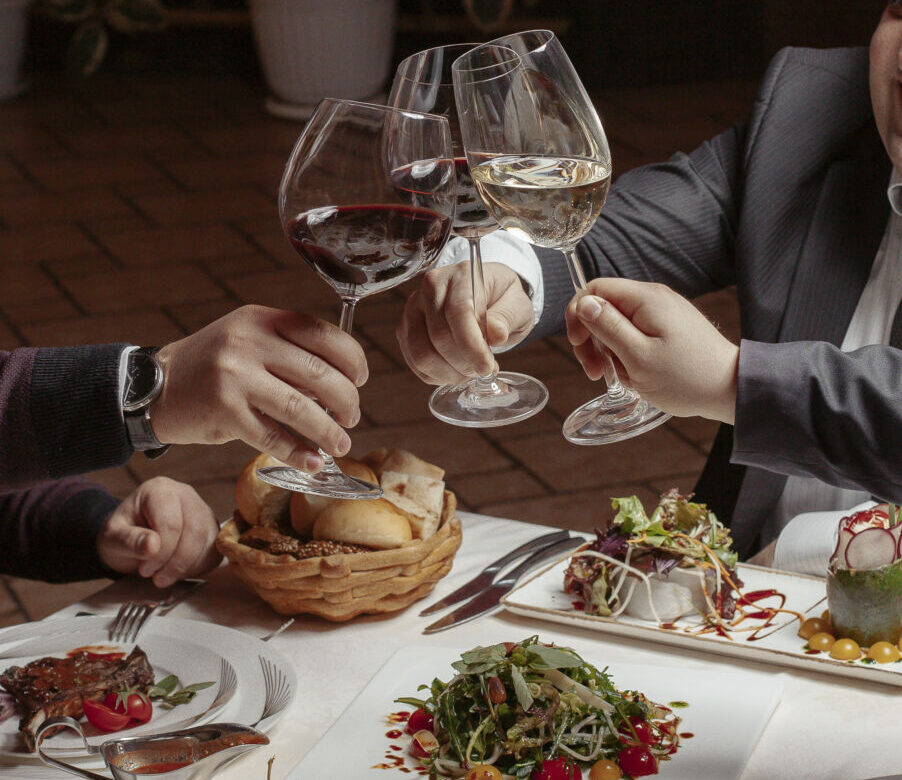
<box><xmin>108</xmin><ymin>600</ymin><xmax>157</xmax><ymax>643</ymax></box>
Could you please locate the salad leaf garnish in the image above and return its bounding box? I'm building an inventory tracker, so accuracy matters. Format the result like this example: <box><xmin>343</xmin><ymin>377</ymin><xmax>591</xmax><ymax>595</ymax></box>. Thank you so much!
<box><xmin>524</xmin><ymin>645</ymin><xmax>582</xmax><ymax>670</ymax></box>
<box><xmin>510</xmin><ymin>664</ymin><xmax>533</xmax><ymax>711</ymax></box>
<box><xmin>147</xmin><ymin>675</ymin><xmax>214</xmax><ymax>708</ymax></box>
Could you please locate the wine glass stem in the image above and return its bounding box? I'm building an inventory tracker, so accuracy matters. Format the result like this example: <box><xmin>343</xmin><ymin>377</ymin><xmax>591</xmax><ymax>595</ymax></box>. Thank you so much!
<box><xmin>563</xmin><ymin>248</ymin><xmax>627</xmax><ymax>400</ymax></box>
<box><xmin>468</xmin><ymin>236</ymin><xmax>499</xmax><ymax>390</ymax></box>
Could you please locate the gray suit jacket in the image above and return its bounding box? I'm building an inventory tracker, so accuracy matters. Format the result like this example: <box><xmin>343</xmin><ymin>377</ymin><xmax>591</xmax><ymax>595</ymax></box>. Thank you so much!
<box><xmin>532</xmin><ymin>46</ymin><xmax>897</xmax><ymax>557</ymax></box>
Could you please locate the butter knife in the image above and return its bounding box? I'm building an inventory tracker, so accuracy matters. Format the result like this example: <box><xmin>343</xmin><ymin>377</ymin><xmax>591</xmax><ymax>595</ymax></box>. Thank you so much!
<box><xmin>419</xmin><ymin>530</ymin><xmax>572</xmax><ymax>616</ymax></box>
<box><xmin>422</xmin><ymin>536</ymin><xmax>584</xmax><ymax>634</ymax></box>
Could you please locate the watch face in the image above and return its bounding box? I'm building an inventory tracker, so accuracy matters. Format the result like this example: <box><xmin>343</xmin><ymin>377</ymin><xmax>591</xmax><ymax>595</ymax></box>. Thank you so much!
<box><xmin>123</xmin><ymin>351</ymin><xmax>162</xmax><ymax>411</ymax></box>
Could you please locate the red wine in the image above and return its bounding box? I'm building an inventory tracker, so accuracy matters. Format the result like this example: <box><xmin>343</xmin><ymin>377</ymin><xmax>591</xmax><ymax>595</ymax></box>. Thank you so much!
<box><xmin>287</xmin><ymin>204</ymin><xmax>452</xmax><ymax>298</ymax></box>
<box><xmin>452</xmin><ymin>157</ymin><xmax>497</xmax><ymax>239</ymax></box>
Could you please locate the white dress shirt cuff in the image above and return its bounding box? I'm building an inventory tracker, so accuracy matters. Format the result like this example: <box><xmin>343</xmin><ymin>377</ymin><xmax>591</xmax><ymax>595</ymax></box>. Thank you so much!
<box><xmin>772</xmin><ymin>500</ymin><xmax>876</xmax><ymax>576</ymax></box>
<box><xmin>435</xmin><ymin>234</ymin><xmax>544</xmax><ymax>329</ymax></box>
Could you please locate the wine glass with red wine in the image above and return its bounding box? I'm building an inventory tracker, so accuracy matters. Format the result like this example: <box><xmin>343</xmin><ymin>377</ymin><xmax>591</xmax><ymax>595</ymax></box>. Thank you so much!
<box><xmin>390</xmin><ymin>44</ymin><xmax>549</xmax><ymax>427</ymax></box>
<box><xmin>256</xmin><ymin>98</ymin><xmax>456</xmax><ymax>498</ymax></box>
<box><xmin>453</xmin><ymin>32</ymin><xmax>671</xmax><ymax>445</ymax></box>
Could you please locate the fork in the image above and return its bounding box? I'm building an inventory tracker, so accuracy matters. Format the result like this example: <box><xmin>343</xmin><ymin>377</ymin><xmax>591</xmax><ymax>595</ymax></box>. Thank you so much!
<box><xmin>251</xmin><ymin>656</ymin><xmax>292</xmax><ymax>727</ymax></box>
<box><xmin>109</xmin><ymin>600</ymin><xmax>157</xmax><ymax>643</ymax></box>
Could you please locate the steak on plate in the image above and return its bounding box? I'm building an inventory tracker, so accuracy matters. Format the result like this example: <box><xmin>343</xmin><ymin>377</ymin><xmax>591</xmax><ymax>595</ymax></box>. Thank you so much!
<box><xmin>0</xmin><ymin>647</ymin><xmax>154</xmax><ymax>751</ymax></box>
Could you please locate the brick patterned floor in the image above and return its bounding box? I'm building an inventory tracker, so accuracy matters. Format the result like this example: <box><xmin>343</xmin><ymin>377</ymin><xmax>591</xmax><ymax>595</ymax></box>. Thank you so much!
<box><xmin>0</xmin><ymin>72</ymin><xmax>757</xmax><ymax>626</ymax></box>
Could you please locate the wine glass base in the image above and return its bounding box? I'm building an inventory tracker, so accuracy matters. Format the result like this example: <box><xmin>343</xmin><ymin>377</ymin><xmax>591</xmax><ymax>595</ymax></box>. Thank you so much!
<box><xmin>428</xmin><ymin>371</ymin><xmax>549</xmax><ymax>428</ymax></box>
<box><xmin>256</xmin><ymin>465</ymin><xmax>383</xmax><ymax>499</ymax></box>
<box><xmin>562</xmin><ymin>392</ymin><xmax>671</xmax><ymax>445</ymax></box>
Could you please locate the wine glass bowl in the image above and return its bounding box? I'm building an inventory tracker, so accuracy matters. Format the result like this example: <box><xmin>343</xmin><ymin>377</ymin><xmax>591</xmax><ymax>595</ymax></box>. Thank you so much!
<box><xmin>452</xmin><ymin>32</ymin><xmax>671</xmax><ymax>445</ymax></box>
<box><xmin>390</xmin><ymin>43</ymin><xmax>550</xmax><ymax>428</ymax></box>
<box><xmin>258</xmin><ymin>98</ymin><xmax>456</xmax><ymax>497</ymax></box>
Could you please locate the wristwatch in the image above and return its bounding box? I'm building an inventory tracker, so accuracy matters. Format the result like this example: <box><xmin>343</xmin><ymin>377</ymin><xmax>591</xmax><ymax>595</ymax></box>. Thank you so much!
<box><xmin>122</xmin><ymin>347</ymin><xmax>170</xmax><ymax>459</ymax></box>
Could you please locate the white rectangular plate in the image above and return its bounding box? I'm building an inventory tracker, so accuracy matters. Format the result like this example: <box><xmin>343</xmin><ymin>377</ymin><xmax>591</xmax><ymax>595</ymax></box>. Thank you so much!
<box><xmin>501</xmin><ymin>556</ymin><xmax>902</xmax><ymax>686</ymax></box>
<box><xmin>288</xmin><ymin>645</ymin><xmax>783</xmax><ymax>780</ymax></box>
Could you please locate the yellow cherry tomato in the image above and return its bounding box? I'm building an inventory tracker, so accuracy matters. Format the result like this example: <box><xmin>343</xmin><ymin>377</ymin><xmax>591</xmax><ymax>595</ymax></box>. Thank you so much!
<box><xmin>867</xmin><ymin>641</ymin><xmax>901</xmax><ymax>664</ymax></box>
<box><xmin>798</xmin><ymin>617</ymin><xmax>830</xmax><ymax>639</ymax></box>
<box><xmin>820</xmin><ymin>609</ymin><xmax>830</xmax><ymax>623</ymax></box>
<box><xmin>829</xmin><ymin>637</ymin><xmax>861</xmax><ymax>661</ymax></box>
<box><xmin>589</xmin><ymin>759</ymin><xmax>623</xmax><ymax>780</ymax></box>
<box><xmin>807</xmin><ymin>632</ymin><xmax>836</xmax><ymax>652</ymax></box>
<box><xmin>465</xmin><ymin>766</ymin><xmax>503</xmax><ymax>780</ymax></box>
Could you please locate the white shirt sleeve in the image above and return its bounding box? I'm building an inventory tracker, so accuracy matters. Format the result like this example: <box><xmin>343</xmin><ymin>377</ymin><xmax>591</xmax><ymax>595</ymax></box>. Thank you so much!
<box><xmin>435</xmin><ymin>233</ymin><xmax>544</xmax><ymax>328</ymax></box>
<box><xmin>772</xmin><ymin>500</ymin><xmax>875</xmax><ymax>576</ymax></box>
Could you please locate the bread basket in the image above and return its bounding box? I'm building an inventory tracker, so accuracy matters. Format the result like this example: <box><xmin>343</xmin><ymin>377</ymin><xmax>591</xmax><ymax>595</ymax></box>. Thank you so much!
<box><xmin>216</xmin><ymin>490</ymin><xmax>462</xmax><ymax>621</ymax></box>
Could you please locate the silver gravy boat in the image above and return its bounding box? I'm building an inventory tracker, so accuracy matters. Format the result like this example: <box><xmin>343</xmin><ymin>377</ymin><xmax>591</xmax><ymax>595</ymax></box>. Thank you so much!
<box><xmin>34</xmin><ymin>717</ymin><xmax>269</xmax><ymax>780</ymax></box>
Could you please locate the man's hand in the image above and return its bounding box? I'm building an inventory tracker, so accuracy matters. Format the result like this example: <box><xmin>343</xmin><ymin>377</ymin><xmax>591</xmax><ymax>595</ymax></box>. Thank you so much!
<box><xmin>566</xmin><ymin>278</ymin><xmax>739</xmax><ymax>424</ymax></box>
<box><xmin>151</xmin><ymin>306</ymin><xmax>368</xmax><ymax>473</ymax></box>
<box><xmin>97</xmin><ymin>477</ymin><xmax>220</xmax><ymax>588</ymax></box>
<box><xmin>396</xmin><ymin>262</ymin><xmax>534</xmax><ymax>385</ymax></box>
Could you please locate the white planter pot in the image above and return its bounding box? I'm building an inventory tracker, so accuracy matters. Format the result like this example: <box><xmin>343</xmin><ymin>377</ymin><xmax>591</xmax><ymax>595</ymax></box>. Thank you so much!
<box><xmin>0</xmin><ymin>0</ymin><xmax>30</xmax><ymax>100</ymax></box>
<box><xmin>250</xmin><ymin>0</ymin><xmax>396</xmax><ymax>118</ymax></box>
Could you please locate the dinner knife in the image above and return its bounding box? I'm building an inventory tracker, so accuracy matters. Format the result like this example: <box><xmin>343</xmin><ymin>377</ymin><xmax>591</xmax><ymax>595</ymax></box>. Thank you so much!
<box><xmin>422</xmin><ymin>536</ymin><xmax>584</xmax><ymax>634</ymax></box>
<box><xmin>419</xmin><ymin>529</ymin><xmax>573</xmax><ymax>616</ymax></box>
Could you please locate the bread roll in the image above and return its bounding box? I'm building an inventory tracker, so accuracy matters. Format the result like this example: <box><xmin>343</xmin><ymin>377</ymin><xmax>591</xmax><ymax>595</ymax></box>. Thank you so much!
<box><xmin>313</xmin><ymin>498</ymin><xmax>412</xmax><ymax>549</ymax></box>
<box><xmin>289</xmin><ymin>457</ymin><xmax>379</xmax><ymax>537</ymax></box>
<box><xmin>235</xmin><ymin>453</ymin><xmax>291</xmax><ymax>528</ymax></box>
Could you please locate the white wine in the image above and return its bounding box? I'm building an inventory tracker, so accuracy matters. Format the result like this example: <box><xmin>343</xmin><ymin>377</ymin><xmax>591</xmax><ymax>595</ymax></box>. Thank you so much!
<box><xmin>470</xmin><ymin>155</ymin><xmax>611</xmax><ymax>249</ymax></box>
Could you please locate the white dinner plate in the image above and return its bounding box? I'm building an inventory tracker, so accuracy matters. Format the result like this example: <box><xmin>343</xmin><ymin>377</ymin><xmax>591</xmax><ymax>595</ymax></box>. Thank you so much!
<box><xmin>501</xmin><ymin>554</ymin><xmax>902</xmax><ymax>687</ymax></box>
<box><xmin>0</xmin><ymin>615</ymin><xmax>296</xmax><ymax>770</ymax></box>
<box><xmin>288</xmin><ymin>645</ymin><xmax>784</xmax><ymax>780</ymax></box>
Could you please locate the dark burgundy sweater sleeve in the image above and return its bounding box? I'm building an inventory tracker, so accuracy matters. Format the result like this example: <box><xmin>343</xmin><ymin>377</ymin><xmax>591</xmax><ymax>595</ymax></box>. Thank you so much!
<box><xmin>0</xmin><ymin>344</ymin><xmax>135</xmax><ymax>581</ymax></box>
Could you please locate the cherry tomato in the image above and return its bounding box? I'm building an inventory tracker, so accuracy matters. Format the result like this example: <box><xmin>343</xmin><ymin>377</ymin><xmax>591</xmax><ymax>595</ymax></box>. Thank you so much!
<box><xmin>82</xmin><ymin>698</ymin><xmax>131</xmax><ymax>732</ymax></box>
<box><xmin>619</xmin><ymin>715</ymin><xmax>655</xmax><ymax>745</ymax></box>
<box><xmin>466</xmin><ymin>765</ymin><xmax>503</xmax><ymax>780</ymax></box>
<box><xmin>531</xmin><ymin>757</ymin><xmax>581</xmax><ymax>780</ymax></box>
<box><xmin>829</xmin><ymin>638</ymin><xmax>861</xmax><ymax>661</ymax></box>
<box><xmin>405</xmin><ymin>708</ymin><xmax>434</xmax><ymax>735</ymax></box>
<box><xmin>618</xmin><ymin>745</ymin><xmax>658</xmax><ymax>777</ymax></box>
<box><xmin>409</xmin><ymin>729</ymin><xmax>438</xmax><ymax>759</ymax></box>
<box><xmin>807</xmin><ymin>632</ymin><xmax>836</xmax><ymax>652</ymax></box>
<box><xmin>867</xmin><ymin>641</ymin><xmax>901</xmax><ymax>664</ymax></box>
<box><xmin>589</xmin><ymin>758</ymin><xmax>623</xmax><ymax>780</ymax></box>
<box><xmin>103</xmin><ymin>691</ymin><xmax>152</xmax><ymax>723</ymax></box>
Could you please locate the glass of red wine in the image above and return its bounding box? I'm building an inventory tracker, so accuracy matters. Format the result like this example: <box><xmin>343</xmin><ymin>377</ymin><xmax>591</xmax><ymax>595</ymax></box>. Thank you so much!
<box><xmin>389</xmin><ymin>44</ymin><xmax>549</xmax><ymax>428</ymax></box>
<box><xmin>256</xmin><ymin>98</ymin><xmax>456</xmax><ymax>498</ymax></box>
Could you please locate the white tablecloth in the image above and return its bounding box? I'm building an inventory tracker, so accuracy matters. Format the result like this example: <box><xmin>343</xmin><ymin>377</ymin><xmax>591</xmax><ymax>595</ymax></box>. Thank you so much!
<box><xmin>44</xmin><ymin>512</ymin><xmax>902</xmax><ymax>780</ymax></box>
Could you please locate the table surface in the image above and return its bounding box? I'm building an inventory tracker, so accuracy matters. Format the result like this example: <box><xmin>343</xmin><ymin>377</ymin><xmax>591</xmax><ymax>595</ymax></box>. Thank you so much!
<box><xmin>39</xmin><ymin>512</ymin><xmax>902</xmax><ymax>779</ymax></box>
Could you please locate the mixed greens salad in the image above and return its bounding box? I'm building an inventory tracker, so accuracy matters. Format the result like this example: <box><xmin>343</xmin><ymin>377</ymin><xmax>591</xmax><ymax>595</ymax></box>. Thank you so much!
<box><xmin>397</xmin><ymin>636</ymin><xmax>680</xmax><ymax>779</ymax></box>
<box><xmin>564</xmin><ymin>490</ymin><xmax>741</xmax><ymax>622</ymax></box>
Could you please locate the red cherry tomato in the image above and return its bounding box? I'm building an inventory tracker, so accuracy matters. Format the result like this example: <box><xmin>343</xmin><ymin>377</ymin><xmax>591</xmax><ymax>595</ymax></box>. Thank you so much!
<box><xmin>618</xmin><ymin>745</ymin><xmax>658</xmax><ymax>777</ymax></box>
<box><xmin>82</xmin><ymin>699</ymin><xmax>131</xmax><ymax>732</ymax></box>
<box><xmin>103</xmin><ymin>691</ymin><xmax>153</xmax><ymax>723</ymax></box>
<box><xmin>405</xmin><ymin>708</ymin><xmax>434</xmax><ymax>735</ymax></box>
<box><xmin>531</xmin><ymin>757</ymin><xmax>581</xmax><ymax>780</ymax></box>
<box><xmin>619</xmin><ymin>716</ymin><xmax>656</xmax><ymax>745</ymax></box>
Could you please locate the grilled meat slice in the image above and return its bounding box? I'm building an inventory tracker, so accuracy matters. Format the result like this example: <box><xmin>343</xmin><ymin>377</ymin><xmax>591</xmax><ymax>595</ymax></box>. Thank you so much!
<box><xmin>0</xmin><ymin>647</ymin><xmax>154</xmax><ymax>751</ymax></box>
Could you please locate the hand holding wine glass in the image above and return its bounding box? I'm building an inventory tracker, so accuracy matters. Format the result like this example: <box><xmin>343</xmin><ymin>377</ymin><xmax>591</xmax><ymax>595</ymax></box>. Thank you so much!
<box><xmin>389</xmin><ymin>43</ymin><xmax>549</xmax><ymax>428</ymax></box>
<box><xmin>256</xmin><ymin>98</ymin><xmax>456</xmax><ymax>498</ymax></box>
<box><xmin>452</xmin><ymin>31</ymin><xmax>672</xmax><ymax>445</ymax></box>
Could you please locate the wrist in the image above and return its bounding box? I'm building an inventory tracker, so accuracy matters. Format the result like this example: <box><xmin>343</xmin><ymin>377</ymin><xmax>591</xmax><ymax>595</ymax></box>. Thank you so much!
<box><xmin>710</xmin><ymin>342</ymin><xmax>739</xmax><ymax>425</ymax></box>
<box><xmin>122</xmin><ymin>346</ymin><xmax>170</xmax><ymax>456</ymax></box>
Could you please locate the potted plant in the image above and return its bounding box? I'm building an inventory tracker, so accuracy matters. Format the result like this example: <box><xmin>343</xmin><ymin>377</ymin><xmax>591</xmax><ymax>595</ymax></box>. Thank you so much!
<box><xmin>249</xmin><ymin>0</ymin><xmax>397</xmax><ymax>120</ymax></box>
<box><xmin>0</xmin><ymin>0</ymin><xmax>32</xmax><ymax>99</ymax></box>
<box><xmin>33</xmin><ymin>0</ymin><xmax>166</xmax><ymax>77</ymax></box>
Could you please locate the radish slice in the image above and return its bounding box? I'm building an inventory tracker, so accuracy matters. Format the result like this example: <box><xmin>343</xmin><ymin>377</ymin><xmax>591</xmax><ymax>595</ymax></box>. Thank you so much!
<box><xmin>831</xmin><ymin>528</ymin><xmax>855</xmax><ymax>566</ymax></box>
<box><xmin>844</xmin><ymin>527</ymin><xmax>898</xmax><ymax>570</ymax></box>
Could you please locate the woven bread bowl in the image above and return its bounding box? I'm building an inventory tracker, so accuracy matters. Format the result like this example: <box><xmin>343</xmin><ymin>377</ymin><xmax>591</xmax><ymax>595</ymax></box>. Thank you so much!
<box><xmin>217</xmin><ymin>488</ymin><xmax>462</xmax><ymax>621</ymax></box>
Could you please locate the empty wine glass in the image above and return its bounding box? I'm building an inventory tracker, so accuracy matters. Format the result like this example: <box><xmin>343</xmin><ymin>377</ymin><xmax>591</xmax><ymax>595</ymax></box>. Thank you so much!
<box><xmin>256</xmin><ymin>98</ymin><xmax>456</xmax><ymax>498</ymax></box>
<box><xmin>452</xmin><ymin>31</ymin><xmax>671</xmax><ymax>445</ymax></box>
<box><xmin>389</xmin><ymin>44</ymin><xmax>549</xmax><ymax>427</ymax></box>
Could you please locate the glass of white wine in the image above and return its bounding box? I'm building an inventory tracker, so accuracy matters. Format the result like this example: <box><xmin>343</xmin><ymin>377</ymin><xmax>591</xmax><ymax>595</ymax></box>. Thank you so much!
<box><xmin>452</xmin><ymin>31</ymin><xmax>671</xmax><ymax>445</ymax></box>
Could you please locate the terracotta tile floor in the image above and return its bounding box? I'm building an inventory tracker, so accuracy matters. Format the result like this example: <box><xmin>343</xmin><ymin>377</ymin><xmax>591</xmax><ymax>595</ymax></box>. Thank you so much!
<box><xmin>0</xmin><ymin>71</ymin><xmax>758</xmax><ymax>627</ymax></box>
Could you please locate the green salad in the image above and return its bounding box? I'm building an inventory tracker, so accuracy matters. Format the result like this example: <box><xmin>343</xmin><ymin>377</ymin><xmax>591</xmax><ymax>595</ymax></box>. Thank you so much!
<box><xmin>397</xmin><ymin>637</ymin><xmax>681</xmax><ymax>779</ymax></box>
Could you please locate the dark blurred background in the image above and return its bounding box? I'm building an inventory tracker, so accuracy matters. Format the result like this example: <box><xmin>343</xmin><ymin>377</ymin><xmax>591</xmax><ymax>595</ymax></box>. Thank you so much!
<box><xmin>27</xmin><ymin>0</ymin><xmax>888</xmax><ymax>87</ymax></box>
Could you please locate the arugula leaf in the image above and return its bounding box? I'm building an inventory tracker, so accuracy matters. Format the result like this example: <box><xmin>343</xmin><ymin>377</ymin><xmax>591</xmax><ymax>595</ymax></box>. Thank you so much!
<box><xmin>147</xmin><ymin>675</ymin><xmax>178</xmax><ymax>698</ymax></box>
<box><xmin>510</xmin><ymin>664</ymin><xmax>534</xmax><ymax>711</ymax></box>
<box><xmin>525</xmin><ymin>645</ymin><xmax>582</xmax><ymax>670</ymax></box>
